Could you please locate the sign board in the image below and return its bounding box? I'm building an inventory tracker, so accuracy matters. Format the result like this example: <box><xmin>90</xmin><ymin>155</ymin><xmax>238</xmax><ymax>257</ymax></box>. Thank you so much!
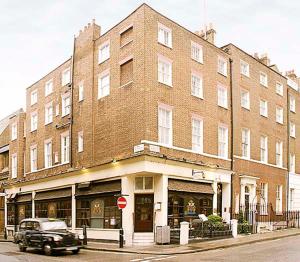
<box><xmin>198</xmin><ymin>214</ymin><xmax>208</xmax><ymax>222</ymax></box>
<box><xmin>117</xmin><ymin>196</ymin><xmax>127</xmax><ymax>209</ymax></box>
<box><xmin>134</xmin><ymin>144</ymin><xmax>144</xmax><ymax>153</ymax></box>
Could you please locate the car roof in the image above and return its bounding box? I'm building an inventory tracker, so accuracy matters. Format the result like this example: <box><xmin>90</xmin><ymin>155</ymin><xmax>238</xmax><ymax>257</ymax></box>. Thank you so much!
<box><xmin>20</xmin><ymin>218</ymin><xmax>63</xmax><ymax>223</ymax></box>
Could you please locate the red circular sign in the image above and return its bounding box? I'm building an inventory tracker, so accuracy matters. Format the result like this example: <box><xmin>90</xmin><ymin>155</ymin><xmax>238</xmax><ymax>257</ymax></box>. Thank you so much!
<box><xmin>117</xmin><ymin>196</ymin><xmax>127</xmax><ymax>209</ymax></box>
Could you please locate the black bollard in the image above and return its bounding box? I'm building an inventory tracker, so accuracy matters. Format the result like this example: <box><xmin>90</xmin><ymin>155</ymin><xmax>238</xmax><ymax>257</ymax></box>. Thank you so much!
<box><xmin>82</xmin><ymin>224</ymin><xmax>87</xmax><ymax>245</ymax></box>
<box><xmin>119</xmin><ymin>228</ymin><xmax>124</xmax><ymax>248</ymax></box>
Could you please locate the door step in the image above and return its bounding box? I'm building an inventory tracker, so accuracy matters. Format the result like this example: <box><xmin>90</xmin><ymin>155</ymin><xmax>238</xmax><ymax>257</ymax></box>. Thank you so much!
<box><xmin>133</xmin><ymin>233</ymin><xmax>154</xmax><ymax>245</ymax></box>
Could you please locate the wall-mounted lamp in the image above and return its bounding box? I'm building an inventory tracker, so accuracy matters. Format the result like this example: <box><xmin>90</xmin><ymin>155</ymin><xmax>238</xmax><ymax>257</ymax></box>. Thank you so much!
<box><xmin>192</xmin><ymin>169</ymin><xmax>206</xmax><ymax>179</ymax></box>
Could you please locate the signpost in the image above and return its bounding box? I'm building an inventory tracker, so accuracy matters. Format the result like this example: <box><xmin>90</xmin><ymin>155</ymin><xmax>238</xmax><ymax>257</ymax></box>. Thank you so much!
<box><xmin>115</xmin><ymin>195</ymin><xmax>128</xmax><ymax>248</ymax></box>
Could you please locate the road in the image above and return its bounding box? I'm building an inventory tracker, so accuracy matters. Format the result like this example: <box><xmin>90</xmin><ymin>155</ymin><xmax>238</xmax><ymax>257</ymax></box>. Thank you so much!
<box><xmin>0</xmin><ymin>236</ymin><xmax>300</xmax><ymax>262</ymax></box>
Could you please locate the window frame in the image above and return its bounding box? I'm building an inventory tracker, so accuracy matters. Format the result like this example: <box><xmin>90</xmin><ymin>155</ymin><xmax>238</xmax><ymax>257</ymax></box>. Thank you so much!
<box><xmin>290</xmin><ymin>95</ymin><xmax>296</xmax><ymax>113</ymax></box>
<box><xmin>290</xmin><ymin>153</ymin><xmax>295</xmax><ymax>173</ymax></box>
<box><xmin>78</xmin><ymin>81</ymin><xmax>84</xmax><ymax>102</ymax></box>
<box><xmin>259</xmin><ymin>71</ymin><xmax>268</xmax><ymax>87</ymax></box>
<box><xmin>217</xmin><ymin>56</ymin><xmax>227</xmax><ymax>77</ymax></box>
<box><xmin>61</xmin><ymin>93</ymin><xmax>71</xmax><ymax>117</ymax></box>
<box><xmin>241</xmin><ymin>89</ymin><xmax>250</xmax><ymax>110</ymax></box>
<box><xmin>158</xmin><ymin>23</ymin><xmax>172</xmax><ymax>48</ymax></box>
<box><xmin>191</xmin><ymin>72</ymin><xmax>203</xmax><ymax>99</ymax></box>
<box><xmin>158</xmin><ymin>55</ymin><xmax>172</xmax><ymax>87</ymax></box>
<box><xmin>98</xmin><ymin>70</ymin><xmax>110</xmax><ymax>99</ymax></box>
<box><xmin>44</xmin><ymin>139</ymin><xmax>52</xmax><ymax>169</ymax></box>
<box><xmin>61</xmin><ymin>67</ymin><xmax>71</xmax><ymax>86</ymax></box>
<box><xmin>11</xmin><ymin>153</ymin><xmax>17</xmax><ymax>178</ymax></box>
<box><xmin>275</xmin><ymin>141</ymin><xmax>283</xmax><ymax>167</ymax></box>
<box><xmin>240</xmin><ymin>60</ymin><xmax>250</xmax><ymax>77</ymax></box>
<box><xmin>11</xmin><ymin>122</ymin><xmax>17</xmax><ymax>141</ymax></box>
<box><xmin>45</xmin><ymin>102</ymin><xmax>53</xmax><ymax>125</ymax></box>
<box><xmin>30</xmin><ymin>145</ymin><xmax>38</xmax><ymax>172</ymax></box>
<box><xmin>276</xmin><ymin>82</ymin><xmax>283</xmax><ymax>96</ymax></box>
<box><xmin>78</xmin><ymin>131</ymin><xmax>84</xmax><ymax>153</ymax></box>
<box><xmin>30</xmin><ymin>90</ymin><xmax>38</xmax><ymax>106</ymax></box>
<box><xmin>260</xmin><ymin>135</ymin><xmax>268</xmax><ymax>163</ymax></box>
<box><xmin>241</xmin><ymin>128</ymin><xmax>250</xmax><ymax>159</ymax></box>
<box><xmin>61</xmin><ymin>131</ymin><xmax>70</xmax><ymax>164</ymax></box>
<box><xmin>290</xmin><ymin>121</ymin><xmax>296</xmax><ymax>138</ymax></box>
<box><xmin>45</xmin><ymin>79</ymin><xmax>53</xmax><ymax>97</ymax></box>
<box><xmin>276</xmin><ymin>106</ymin><xmax>284</xmax><ymax>124</ymax></box>
<box><xmin>259</xmin><ymin>99</ymin><xmax>268</xmax><ymax>117</ymax></box>
<box><xmin>217</xmin><ymin>84</ymin><xmax>228</xmax><ymax>109</ymax></box>
<box><xmin>218</xmin><ymin>124</ymin><xmax>228</xmax><ymax>159</ymax></box>
<box><xmin>30</xmin><ymin>111</ymin><xmax>38</xmax><ymax>132</ymax></box>
<box><xmin>158</xmin><ymin>104</ymin><xmax>173</xmax><ymax>146</ymax></box>
<box><xmin>191</xmin><ymin>116</ymin><xmax>204</xmax><ymax>153</ymax></box>
<box><xmin>191</xmin><ymin>41</ymin><xmax>203</xmax><ymax>64</ymax></box>
<box><xmin>98</xmin><ymin>40</ymin><xmax>110</xmax><ymax>64</ymax></box>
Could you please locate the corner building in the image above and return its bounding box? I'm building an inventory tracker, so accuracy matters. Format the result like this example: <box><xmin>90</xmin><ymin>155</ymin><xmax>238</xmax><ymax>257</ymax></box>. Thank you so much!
<box><xmin>3</xmin><ymin>3</ymin><xmax>295</xmax><ymax>244</ymax></box>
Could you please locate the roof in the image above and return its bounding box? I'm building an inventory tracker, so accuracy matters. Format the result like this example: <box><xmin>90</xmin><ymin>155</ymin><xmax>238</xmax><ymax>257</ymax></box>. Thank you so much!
<box><xmin>0</xmin><ymin>109</ymin><xmax>23</xmax><ymax>136</ymax></box>
<box><xmin>20</xmin><ymin>218</ymin><xmax>63</xmax><ymax>223</ymax></box>
<box><xmin>222</xmin><ymin>43</ymin><xmax>287</xmax><ymax>79</ymax></box>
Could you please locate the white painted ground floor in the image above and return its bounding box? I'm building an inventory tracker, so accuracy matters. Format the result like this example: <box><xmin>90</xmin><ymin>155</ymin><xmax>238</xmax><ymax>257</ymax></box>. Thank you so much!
<box><xmin>289</xmin><ymin>173</ymin><xmax>300</xmax><ymax>211</ymax></box>
<box><xmin>4</xmin><ymin>157</ymin><xmax>232</xmax><ymax>245</ymax></box>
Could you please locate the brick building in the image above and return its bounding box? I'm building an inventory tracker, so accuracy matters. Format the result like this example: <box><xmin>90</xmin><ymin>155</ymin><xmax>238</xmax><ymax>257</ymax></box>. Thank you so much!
<box><xmin>1</xmin><ymin>4</ymin><xmax>299</xmax><ymax>244</ymax></box>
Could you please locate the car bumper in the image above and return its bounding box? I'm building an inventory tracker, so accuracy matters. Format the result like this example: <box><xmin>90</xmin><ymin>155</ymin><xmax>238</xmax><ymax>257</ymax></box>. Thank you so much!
<box><xmin>52</xmin><ymin>245</ymin><xmax>83</xmax><ymax>251</ymax></box>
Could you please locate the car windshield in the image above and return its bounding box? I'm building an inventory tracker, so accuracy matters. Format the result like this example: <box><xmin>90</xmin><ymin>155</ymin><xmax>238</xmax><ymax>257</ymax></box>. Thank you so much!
<box><xmin>40</xmin><ymin>221</ymin><xmax>67</xmax><ymax>231</ymax></box>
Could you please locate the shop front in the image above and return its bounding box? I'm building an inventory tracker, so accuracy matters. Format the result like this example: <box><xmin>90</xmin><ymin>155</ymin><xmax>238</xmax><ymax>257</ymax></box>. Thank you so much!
<box><xmin>167</xmin><ymin>179</ymin><xmax>214</xmax><ymax>228</ymax></box>
<box><xmin>34</xmin><ymin>187</ymin><xmax>72</xmax><ymax>227</ymax></box>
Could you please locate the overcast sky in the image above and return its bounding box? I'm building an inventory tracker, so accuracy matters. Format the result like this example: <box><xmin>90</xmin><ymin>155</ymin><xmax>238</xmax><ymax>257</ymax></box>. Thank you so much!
<box><xmin>0</xmin><ymin>0</ymin><xmax>299</xmax><ymax>120</ymax></box>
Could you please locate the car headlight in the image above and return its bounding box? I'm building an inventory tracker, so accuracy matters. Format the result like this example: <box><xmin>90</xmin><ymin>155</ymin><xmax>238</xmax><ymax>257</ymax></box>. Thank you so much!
<box><xmin>78</xmin><ymin>234</ymin><xmax>84</xmax><ymax>240</ymax></box>
<box><xmin>53</xmin><ymin>235</ymin><xmax>63</xmax><ymax>242</ymax></box>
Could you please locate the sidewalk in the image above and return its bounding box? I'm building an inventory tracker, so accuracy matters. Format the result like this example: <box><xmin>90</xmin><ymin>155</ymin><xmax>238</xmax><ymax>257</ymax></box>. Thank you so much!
<box><xmin>85</xmin><ymin>228</ymin><xmax>300</xmax><ymax>255</ymax></box>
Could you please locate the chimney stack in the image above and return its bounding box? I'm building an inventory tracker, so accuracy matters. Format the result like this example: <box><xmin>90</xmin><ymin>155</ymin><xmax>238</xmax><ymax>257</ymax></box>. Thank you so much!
<box><xmin>286</xmin><ymin>70</ymin><xmax>297</xmax><ymax>80</ymax></box>
<box><xmin>196</xmin><ymin>23</ymin><xmax>216</xmax><ymax>45</ymax></box>
<box><xmin>259</xmin><ymin>53</ymin><xmax>270</xmax><ymax>66</ymax></box>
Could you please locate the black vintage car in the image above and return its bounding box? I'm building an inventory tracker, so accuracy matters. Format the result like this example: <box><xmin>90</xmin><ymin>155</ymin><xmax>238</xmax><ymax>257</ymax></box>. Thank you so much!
<box><xmin>14</xmin><ymin>218</ymin><xmax>84</xmax><ymax>255</ymax></box>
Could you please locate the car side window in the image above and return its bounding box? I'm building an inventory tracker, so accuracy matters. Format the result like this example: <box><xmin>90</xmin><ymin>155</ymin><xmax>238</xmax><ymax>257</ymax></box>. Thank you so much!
<box><xmin>19</xmin><ymin>222</ymin><xmax>26</xmax><ymax>231</ymax></box>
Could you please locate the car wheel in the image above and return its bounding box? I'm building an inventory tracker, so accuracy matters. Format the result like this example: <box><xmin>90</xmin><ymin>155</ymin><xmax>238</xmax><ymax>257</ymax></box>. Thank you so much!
<box><xmin>18</xmin><ymin>241</ymin><xmax>27</xmax><ymax>252</ymax></box>
<box><xmin>43</xmin><ymin>243</ymin><xmax>52</xmax><ymax>256</ymax></box>
<box><xmin>72</xmin><ymin>248</ymin><xmax>80</xmax><ymax>254</ymax></box>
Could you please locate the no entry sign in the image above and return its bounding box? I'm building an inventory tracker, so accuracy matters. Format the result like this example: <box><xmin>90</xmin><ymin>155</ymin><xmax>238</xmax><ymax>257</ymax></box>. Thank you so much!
<box><xmin>117</xmin><ymin>196</ymin><xmax>127</xmax><ymax>209</ymax></box>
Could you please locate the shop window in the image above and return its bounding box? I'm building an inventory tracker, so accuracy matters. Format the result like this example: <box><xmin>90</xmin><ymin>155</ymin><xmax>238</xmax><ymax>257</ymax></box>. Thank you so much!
<box><xmin>76</xmin><ymin>195</ymin><xmax>121</xmax><ymax>229</ymax></box>
<box><xmin>168</xmin><ymin>192</ymin><xmax>213</xmax><ymax>228</ymax></box>
<box><xmin>35</xmin><ymin>199</ymin><xmax>71</xmax><ymax>227</ymax></box>
<box><xmin>7</xmin><ymin>203</ymin><xmax>32</xmax><ymax>225</ymax></box>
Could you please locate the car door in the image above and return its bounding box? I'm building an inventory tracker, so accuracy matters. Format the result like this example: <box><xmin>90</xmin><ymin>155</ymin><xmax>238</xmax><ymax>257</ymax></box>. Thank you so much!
<box><xmin>27</xmin><ymin>222</ymin><xmax>42</xmax><ymax>248</ymax></box>
<box><xmin>18</xmin><ymin>222</ymin><xmax>27</xmax><ymax>243</ymax></box>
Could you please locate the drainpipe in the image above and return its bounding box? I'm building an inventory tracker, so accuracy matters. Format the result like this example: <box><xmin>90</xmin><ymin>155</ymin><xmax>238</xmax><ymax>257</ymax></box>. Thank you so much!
<box><xmin>70</xmin><ymin>37</ymin><xmax>76</xmax><ymax>168</ymax></box>
<box><xmin>229</xmin><ymin>57</ymin><xmax>234</xmax><ymax>218</ymax></box>
<box><xmin>286</xmin><ymin>86</ymin><xmax>290</xmax><ymax>212</ymax></box>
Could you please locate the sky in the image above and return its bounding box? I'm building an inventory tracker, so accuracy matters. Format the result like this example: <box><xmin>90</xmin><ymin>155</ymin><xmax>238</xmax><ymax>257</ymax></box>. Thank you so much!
<box><xmin>0</xmin><ymin>0</ymin><xmax>299</xmax><ymax>120</ymax></box>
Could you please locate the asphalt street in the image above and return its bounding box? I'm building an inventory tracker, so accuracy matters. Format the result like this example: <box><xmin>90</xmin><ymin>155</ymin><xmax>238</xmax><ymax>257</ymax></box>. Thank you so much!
<box><xmin>0</xmin><ymin>235</ymin><xmax>300</xmax><ymax>262</ymax></box>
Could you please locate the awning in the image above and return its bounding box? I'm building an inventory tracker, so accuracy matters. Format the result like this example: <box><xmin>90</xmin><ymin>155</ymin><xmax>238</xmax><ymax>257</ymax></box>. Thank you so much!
<box><xmin>0</xmin><ymin>145</ymin><xmax>9</xmax><ymax>154</ymax></box>
<box><xmin>168</xmin><ymin>179</ymin><xmax>214</xmax><ymax>194</ymax></box>
<box><xmin>6</xmin><ymin>193</ymin><xmax>17</xmax><ymax>202</ymax></box>
<box><xmin>76</xmin><ymin>180</ymin><xmax>121</xmax><ymax>197</ymax></box>
<box><xmin>35</xmin><ymin>187</ymin><xmax>72</xmax><ymax>201</ymax></box>
<box><xmin>17</xmin><ymin>194</ymin><xmax>32</xmax><ymax>203</ymax></box>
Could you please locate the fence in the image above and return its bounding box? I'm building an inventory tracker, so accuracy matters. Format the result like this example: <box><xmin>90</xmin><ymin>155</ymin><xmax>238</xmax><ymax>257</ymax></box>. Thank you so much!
<box><xmin>232</xmin><ymin>204</ymin><xmax>300</xmax><ymax>233</ymax></box>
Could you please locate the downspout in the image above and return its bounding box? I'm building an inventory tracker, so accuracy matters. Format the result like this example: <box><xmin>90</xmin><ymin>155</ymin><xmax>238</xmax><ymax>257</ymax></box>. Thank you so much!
<box><xmin>229</xmin><ymin>57</ymin><xmax>234</xmax><ymax>218</ymax></box>
<box><xmin>70</xmin><ymin>37</ymin><xmax>76</xmax><ymax>168</ymax></box>
<box><xmin>286</xmin><ymin>86</ymin><xmax>290</xmax><ymax>212</ymax></box>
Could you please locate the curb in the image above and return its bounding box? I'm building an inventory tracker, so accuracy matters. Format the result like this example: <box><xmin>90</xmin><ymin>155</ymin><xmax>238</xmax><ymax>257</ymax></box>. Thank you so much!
<box><xmin>84</xmin><ymin>231</ymin><xmax>300</xmax><ymax>255</ymax></box>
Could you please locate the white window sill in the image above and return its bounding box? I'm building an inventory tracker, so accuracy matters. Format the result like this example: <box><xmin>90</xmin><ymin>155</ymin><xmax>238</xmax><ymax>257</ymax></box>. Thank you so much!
<box><xmin>61</xmin><ymin>113</ymin><xmax>70</xmax><ymax>118</ymax></box>
<box><xmin>158</xmin><ymin>81</ymin><xmax>173</xmax><ymax>88</ymax></box>
<box><xmin>45</xmin><ymin>121</ymin><xmax>53</xmax><ymax>126</ymax></box>
<box><xmin>191</xmin><ymin>94</ymin><xmax>204</xmax><ymax>100</ymax></box>
<box><xmin>98</xmin><ymin>94</ymin><xmax>110</xmax><ymax>100</ymax></box>
<box><xmin>241</xmin><ymin>73</ymin><xmax>250</xmax><ymax>78</ymax></box>
<box><xmin>30</xmin><ymin>129</ymin><xmax>37</xmax><ymax>133</ymax></box>
<box><xmin>119</xmin><ymin>81</ymin><xmax>133</xmax><ymax>89</ymax></box>
<box><xmin>98</xmin><ymin>57</ymin><xmax>109</xmax><ymax>65</ymax></box>
<box><xmin>260</xmin><ymin>114</ymin><xmax>268</xmax><ymax>118</ymax></box>
<box><xmin>158</xmin><ymin>41</ymin><xmax>172</xmax><ymax>49</ymax></box>
<box><xmin>241</xmin><ymin>106</ymin><xmax>250</xmax><ymax>111</ymax></box>
<box><xmin>260</xmin><ymin>83</ymin><xmax>268</xmax><ymax>88</ymax></box>
<box><xmin>276</xmin><ymin>121</ymin><xmax>284</xmax><ymax>125</ymax></box>
<box><xmin>191</xmin><ymin>58</ymin><xmax>203</xmax><ymax>64</ymax></box>
<box><xmin>218</xmin><ymin>104</ymin><xmax>228</xmax><ymax>110</ymax></box>
<box><xmin>11</xmin><ymin>138</ymin><xmax>17</xmax><ymax>142</ymax></box>
<box><xmin>217</xmin><ymin>71</ymin><xmax>227</xmax><ymax>77</ymax></box>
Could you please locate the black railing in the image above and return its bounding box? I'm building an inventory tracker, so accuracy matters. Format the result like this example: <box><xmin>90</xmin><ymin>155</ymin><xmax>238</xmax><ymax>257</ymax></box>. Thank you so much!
<box><xmin>189</xmin><ymin>221</ymin><xmax>232</xmax><ymax>240</ymax></box>
<box><xmin>232</xmin><ymin>204</ymin><xmax>300</xmax><ymax>234</ymax></box>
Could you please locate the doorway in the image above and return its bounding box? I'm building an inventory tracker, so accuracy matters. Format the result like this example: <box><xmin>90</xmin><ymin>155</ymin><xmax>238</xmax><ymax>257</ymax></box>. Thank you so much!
<box><xmin>134</xmin><ymin>194</ymin><xmax>154</xmax><ymax>232</ymax></box>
